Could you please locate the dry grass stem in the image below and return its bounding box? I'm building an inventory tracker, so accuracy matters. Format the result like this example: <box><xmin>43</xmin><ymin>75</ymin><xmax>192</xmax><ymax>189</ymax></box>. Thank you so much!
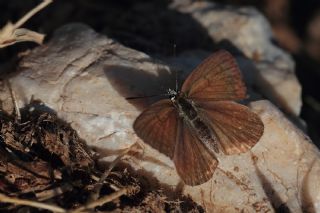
<box><xmin>35</xmin><ymin>184</ymin><xmax>74</xmax><ymax>201</ymax></box>
<box><xmin>6</xmin><ymin>79</ymin><xmax>21</xmax><ymax>121</ymax></box>
<box><xmin>88</xmin><ymin>142</ymin><xmax>141</xmax><ymax>202</ymax></box>
<box><xmin>0</xmin><ymin>193</ymin><xmax>66</xmax><ymax>213</ymax></box>
<box><xmin>0</xmin><ymin>0</ymin><xmax>52</xmax><ymax>48</ymax></box>
<box><xmin>72</xmin><ymin>186</ymin><xmax>137</xmax><ymax>213</ymax></box>
<box><xmin>13</xmin><ymin>0</ymin><xmax>53</xmax><ymax>29</ymax></box>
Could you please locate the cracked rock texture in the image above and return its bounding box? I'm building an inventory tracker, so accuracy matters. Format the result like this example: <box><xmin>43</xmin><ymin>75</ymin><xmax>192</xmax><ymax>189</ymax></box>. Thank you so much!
<box><xmin>0</xmin><ymin>7</ymin><xmax>318</xmax><ymax>213</ymax></box>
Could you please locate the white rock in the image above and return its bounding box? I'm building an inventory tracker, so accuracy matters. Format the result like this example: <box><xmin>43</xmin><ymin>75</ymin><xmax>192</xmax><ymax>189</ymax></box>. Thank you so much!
<box><xmin>171</xmin><ymin>1</ymin><xmax>302</xmax><ymax>116</ymax></box>
<box><xmin>2</xmin><ymin>24</ymin><xmax>319</xmax><ymax>212</ymax></box>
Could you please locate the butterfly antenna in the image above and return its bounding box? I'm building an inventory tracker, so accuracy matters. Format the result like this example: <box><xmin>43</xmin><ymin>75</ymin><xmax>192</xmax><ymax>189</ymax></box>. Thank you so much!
<box><xmin>175</xmin><ymin>69</ymin><xmax>178</xmax><ymax>92</ymax></box>
<box><xmin>126</xmin><ymin>93</ymin><xmax>169</xmax><ymax>100</ymax></box>
<box><xmin>173</xmin><ymin>43</ymin><xmax>178</xmax><ymax>92</ymax></box>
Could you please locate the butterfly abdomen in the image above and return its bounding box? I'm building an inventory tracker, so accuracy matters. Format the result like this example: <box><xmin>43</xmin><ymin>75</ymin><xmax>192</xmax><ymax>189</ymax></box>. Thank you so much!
<box><xmin>175</xmin><ymin>97</ymin><xmax>219</xmax><ymax>153</ymax></box>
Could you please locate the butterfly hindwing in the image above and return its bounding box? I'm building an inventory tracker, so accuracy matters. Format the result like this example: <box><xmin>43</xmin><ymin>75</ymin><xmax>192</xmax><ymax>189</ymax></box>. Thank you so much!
<box><xmin>173</xmin><ymin>118</ymin><xmax>218</xmax><ymax>186</ymax></box>
<box><xmin>197</xmin><ymin>100</ymin><xmax>264</xmax><ymax>155</ymax></box>
<box><xmin>133</xmin><ymin>99</ymin><xmax>178</xmax><ymax>158</ymax></box>
<box><xmin>181</xmin><ymin>50</ymin><xmax>246</xmax><ymax>101</ymax></box>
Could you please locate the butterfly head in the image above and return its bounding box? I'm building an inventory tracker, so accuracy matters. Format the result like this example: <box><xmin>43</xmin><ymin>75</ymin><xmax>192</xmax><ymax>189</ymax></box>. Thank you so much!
<box><xmin>167</xmin><ymin>88</ymin><xmax>179</xmax><ymax>101</ymax></box>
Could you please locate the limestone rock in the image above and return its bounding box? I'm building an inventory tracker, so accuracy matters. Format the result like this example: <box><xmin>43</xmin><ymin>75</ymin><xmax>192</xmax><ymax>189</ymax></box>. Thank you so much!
<box><xmin>2</xmin><ymin>24</ymin><xmax>319</xmax><ymax>213</ymax></box>
<box><xmin>171</xmin><ymin>1</ymin><xmax>302</xmax><ymax>116</ymax></box>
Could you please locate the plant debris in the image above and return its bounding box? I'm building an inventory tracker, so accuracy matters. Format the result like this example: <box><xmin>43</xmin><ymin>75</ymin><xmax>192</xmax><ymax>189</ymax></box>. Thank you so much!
<box><xmin>0</xmin><ymin>0</ymin><xmax>52</xmax><ymax>48</ymax></box>
<box><xmin>0</xmin><ymin>100</ymin><xmax>204</xmax><ymax>212</ymax></box>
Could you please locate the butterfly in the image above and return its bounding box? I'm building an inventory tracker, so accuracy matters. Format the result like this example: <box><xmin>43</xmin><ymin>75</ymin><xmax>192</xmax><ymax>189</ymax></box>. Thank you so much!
<box><xmin>133</xmin><ymin>50</ymin><xmax>264</xmax><ymax>186</ymax></box>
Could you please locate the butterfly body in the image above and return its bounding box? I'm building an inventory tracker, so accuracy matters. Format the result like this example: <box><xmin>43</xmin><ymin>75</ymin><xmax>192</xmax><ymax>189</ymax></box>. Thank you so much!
<box><xmin>133</xmin><ymin>50</ymin><xmax>264</xmax><ymax>186</ymax></box>
<box><xmin>172</xmin><ymin>93</ymin><xmax>220</xmax><ymax>153</ymax></box>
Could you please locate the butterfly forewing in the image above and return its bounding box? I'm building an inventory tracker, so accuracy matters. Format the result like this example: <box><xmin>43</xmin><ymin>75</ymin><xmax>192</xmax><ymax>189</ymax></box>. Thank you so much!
<box><xmin>181</xmin><ymin>50</ymin><xmax>246</xmax><ymax>101</ymax></box>
<box><xmin>197</xmin><ymin>100</ymin><xmax>264</xmax><ymax>155</ymax></box>
<box><xmin>133</xmin><ymin>99</ymin><xmax>178</xmax><ymax>158</ymax></box>
<box><xmin>173</xmin><ymin>118</ymin><xmax>218</xmax><ymax>186</ymax></box>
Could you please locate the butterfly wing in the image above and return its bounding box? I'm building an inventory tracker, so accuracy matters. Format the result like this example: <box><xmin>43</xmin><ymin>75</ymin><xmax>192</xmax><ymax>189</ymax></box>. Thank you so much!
<box><xmin>197</xmin><ymin>100</ymin><xmax>264</xmax><ymax>155</ymax></box>
<box><xmin>133</xmin><ymin>99</ymin><xmax>178</xmax><ymax>158</ymax></box>
<box><xmin>173</xmin><ymin>118</ymin><xmax>218</xmax><ymax>186</ymax></box>
<box><xmin>181</xmin><ymin>50</ymin><xmax>246</xmax><ymax>101</ymax></box>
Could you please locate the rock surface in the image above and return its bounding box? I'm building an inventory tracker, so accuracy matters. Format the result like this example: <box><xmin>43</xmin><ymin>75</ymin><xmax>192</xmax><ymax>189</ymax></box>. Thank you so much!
<box><xmin>171</xmin><ymin>1</ymin><xmax>302</xmax><ymax>116</ymax></box>
<box><xmin>1</xmin><ymin>23</ymin><xmax>318</xmax><ymax>213</ymax></box>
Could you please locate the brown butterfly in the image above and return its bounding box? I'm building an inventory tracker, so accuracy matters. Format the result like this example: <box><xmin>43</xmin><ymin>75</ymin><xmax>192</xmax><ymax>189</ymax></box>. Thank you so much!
<box><xmin>133</xmin><ymin>50</ymin><xmax>264</xmax><ymax>186</ymax></box>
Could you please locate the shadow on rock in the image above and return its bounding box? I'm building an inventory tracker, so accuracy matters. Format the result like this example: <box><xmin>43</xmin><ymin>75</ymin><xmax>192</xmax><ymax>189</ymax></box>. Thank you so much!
<box><xmin>104</xmin><ymin>64</ymin><xmax>175</xmax><ymax>110</ymax></box>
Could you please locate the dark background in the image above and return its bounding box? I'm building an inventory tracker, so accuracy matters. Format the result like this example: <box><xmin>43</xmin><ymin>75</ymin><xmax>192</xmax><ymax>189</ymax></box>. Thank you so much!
<box><xmin>0</xmin><ymin>0</ymin><xmax>319</xmax><ymax>146</ymax></box>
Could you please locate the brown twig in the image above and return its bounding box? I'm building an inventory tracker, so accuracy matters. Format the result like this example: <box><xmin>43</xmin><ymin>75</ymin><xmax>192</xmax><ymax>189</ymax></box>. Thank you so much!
<box><xmin>0</xmin><ymin>193</ymin><xmax>66</xmax><ymax>213</ymax></box>
<box><xmin>88</xmin><ymin>142</ymin><xmax>141</xmax><ymax>202</ymax></box>
<box><xmin>35</xmin><ymin>184</ymin><xmax>74</xmax><ymax>201</ymax></box>
<box><xmin>6</xmin><ymin>79</ymin><xmax>21</xmax><ymax>121</ymax></box>
<box><xmin>71</xmin><ymin>185</ymin><xmax>138</xmax><ymax>213</ymax></box>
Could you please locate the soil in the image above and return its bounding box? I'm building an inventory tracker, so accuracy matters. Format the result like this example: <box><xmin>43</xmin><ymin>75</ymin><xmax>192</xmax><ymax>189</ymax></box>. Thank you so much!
<box><xmin>0</xmin><ymin>100</ymin><xmax>203</xmax><ymax>212</ymax></box>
